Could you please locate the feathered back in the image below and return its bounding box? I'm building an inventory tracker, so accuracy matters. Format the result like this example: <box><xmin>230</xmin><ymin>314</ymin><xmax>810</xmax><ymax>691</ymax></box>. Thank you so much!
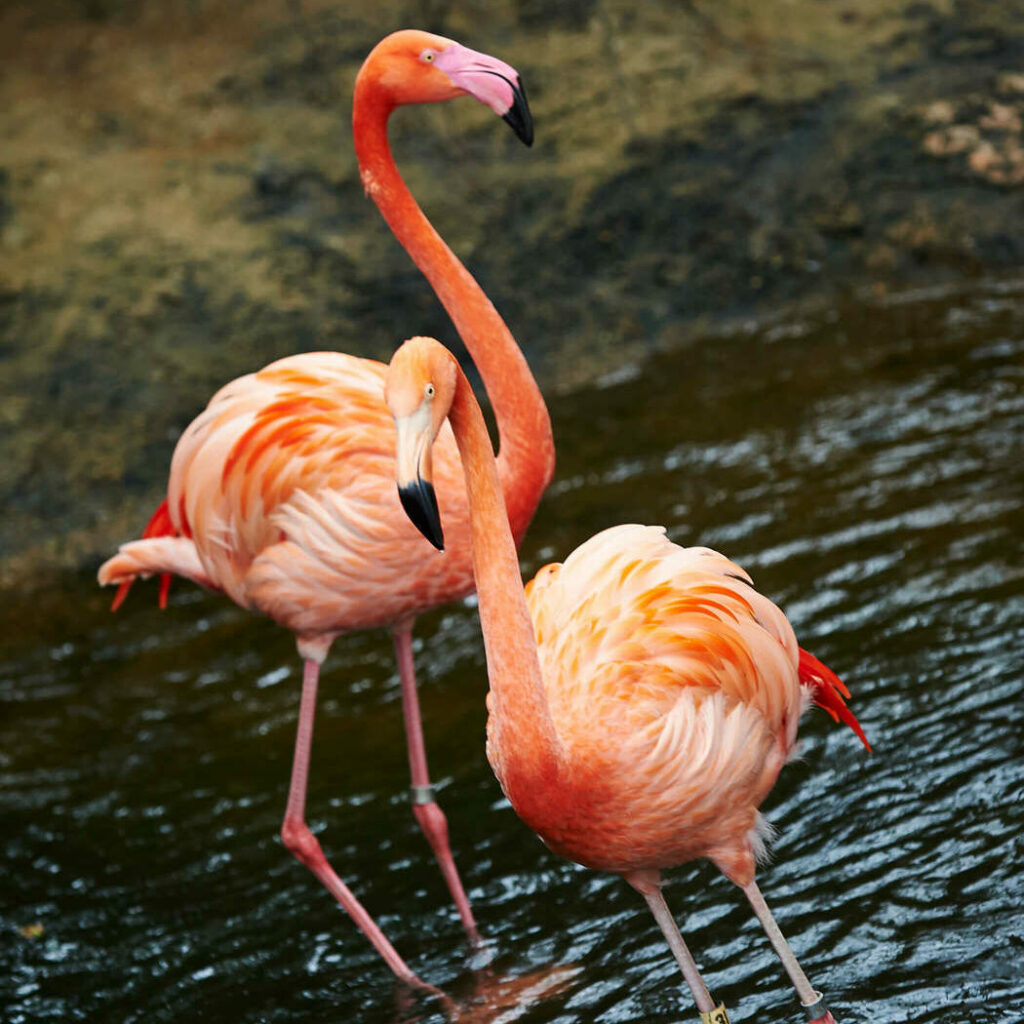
<box><xmin>162</xmin><ymin>354</ymin><xmax>393</xmax><ymax>604</ymax></box>
<box><xmin>526</xmin><ymin>525</ymin><xmax>804</xmax><ymax>744</ymax></box>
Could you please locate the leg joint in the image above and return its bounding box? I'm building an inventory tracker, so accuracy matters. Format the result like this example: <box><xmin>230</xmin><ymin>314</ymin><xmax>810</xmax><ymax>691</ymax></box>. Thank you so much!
<box><xmin>280</xmin><ymin>819</ymin><xmax>323</xmax><ymax>866</ymax></box>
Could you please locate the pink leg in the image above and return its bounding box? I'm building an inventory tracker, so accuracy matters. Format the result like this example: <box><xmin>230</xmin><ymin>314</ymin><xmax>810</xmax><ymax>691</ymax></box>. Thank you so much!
<box><xmin>392</xmin><ymin>624</ymin><xmax>480</xmax><ymax>946</ymax></box>
<box><xmin>741</xmin><ymin>879</ymin><xmax>835</xmax><ymax>1022</ymax></box>
<box><xmin>625</xmin><ymin>870</ymin><xmax>728</xmax><ymax>1021</ymax></box>
<box><xmin>281</xmin><ymin>658</ymin><xmax>436</xmax><ymax>993</ymax></box>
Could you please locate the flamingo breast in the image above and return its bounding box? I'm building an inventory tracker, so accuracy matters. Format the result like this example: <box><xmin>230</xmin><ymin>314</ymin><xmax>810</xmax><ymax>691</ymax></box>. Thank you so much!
<box><xmin>516</xmin><ymin>525</ymin><xmax>808</xmax><ymax>876</ymax></box>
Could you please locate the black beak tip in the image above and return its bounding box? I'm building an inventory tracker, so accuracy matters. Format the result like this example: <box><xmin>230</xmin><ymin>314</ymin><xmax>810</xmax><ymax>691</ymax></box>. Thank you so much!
<box><xmin>398</xmin><ymin>480</ymin><xmax>445</xmax><ymax>552</ymax></box>
<box><xmin>503</xmin><ymin>77</ymin><xmax>533</xmax><ymax>147</ymax></box>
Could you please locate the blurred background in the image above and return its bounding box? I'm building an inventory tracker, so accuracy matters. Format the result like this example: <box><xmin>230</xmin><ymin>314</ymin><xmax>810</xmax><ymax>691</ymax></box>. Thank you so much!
<box><xmin>4</xmin><ymin>0</ymin><xmax>1024</xmax><ymax>576</ymax></box>
<box><xmin>2</xmin><ymin>2</ymin><xmax>1023</xmax><ymax>1023</ymax></box>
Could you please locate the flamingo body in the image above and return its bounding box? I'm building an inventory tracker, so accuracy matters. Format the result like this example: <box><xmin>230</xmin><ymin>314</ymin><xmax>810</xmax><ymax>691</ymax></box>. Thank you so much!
<box><xmin>99</xmin><ymin>31</ymin><xmax>554</xmax><ymax>989</ymax></box>
<box><xmin>387</xmin><ymin>336</ymin><xmax>869</xmax><ymax>1020</ymax></box>
<box><xmin>513</xmin><ymin>524</ymin><xmax>803</xmax><ymax>883</ymax></box>
<box><xmin>102</xmin><ymin>353</ymin><xmax>478</xmax><ymax>653</ymax></box>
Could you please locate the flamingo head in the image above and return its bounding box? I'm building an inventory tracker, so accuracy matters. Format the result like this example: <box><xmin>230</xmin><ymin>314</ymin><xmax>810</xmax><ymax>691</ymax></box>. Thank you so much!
<box><xmin>357</xmin><ymin>30</ymin><xmax>533</xmax><ymax>145</ymax></box>
<box><xmin>385</xmin><ymin>336</ymin><xmax>459</xmax><ymax>552</ymax></box>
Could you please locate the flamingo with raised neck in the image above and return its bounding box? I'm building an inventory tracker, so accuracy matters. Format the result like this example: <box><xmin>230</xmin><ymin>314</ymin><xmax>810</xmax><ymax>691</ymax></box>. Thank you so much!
<box><xmin>99</xmin><ymin>32</ymin><xmax>554</xmax><ymax>991</ymax></box>
<box><xmin>386</xmin><ymin>336</ymin><xmax>870</xmax><ymax>1022</ymax></box>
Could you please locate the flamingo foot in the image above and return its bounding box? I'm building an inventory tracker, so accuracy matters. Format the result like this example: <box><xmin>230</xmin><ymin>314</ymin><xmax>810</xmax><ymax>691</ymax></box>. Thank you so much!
<box><xmin>808</xmin><ymin>1014</ymin><xmax>835</xmax><ymax>1024</ymax></box>
<box><xmin>698</xmin><ymin>1004</ymin><xmax>731</xmax><ymax>1023</ymax></box>
<box><xmin>465</xmin><ymin>934</ymin><xmax>497</xmax><ymax>971</ymax></box>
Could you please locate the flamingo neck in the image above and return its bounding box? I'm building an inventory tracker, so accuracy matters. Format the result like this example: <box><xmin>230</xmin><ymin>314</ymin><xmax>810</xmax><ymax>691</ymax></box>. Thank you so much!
<box><xmin>447</xmin><ymin>367</ymin><xmax>562</xmax><ymax>798</ymax></box>
<box><xmin>352</xmin><ymin>83</ymin><xmax>554</xmax><ymax>542</ymax></box>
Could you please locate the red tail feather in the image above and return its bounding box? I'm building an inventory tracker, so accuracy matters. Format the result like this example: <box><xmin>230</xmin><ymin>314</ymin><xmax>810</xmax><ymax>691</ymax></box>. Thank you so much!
<box><xmin>110</xmin><ymin>499</ymin><xmax>176</xmax><ymax>611</ymax></box>
<box><xmin>798</xmin><ymin>647</ymin><xmax>871</xmax><ymax>752</ymax></box>
<box><xmin>110</xmin><ymin>580</ymin><xmax>133</xmax><ymax>612</ymax></box>
<box><xmin>141</xmin><ymin>499</ymin><xmax>175</xmax><ymax>540</ymax></box>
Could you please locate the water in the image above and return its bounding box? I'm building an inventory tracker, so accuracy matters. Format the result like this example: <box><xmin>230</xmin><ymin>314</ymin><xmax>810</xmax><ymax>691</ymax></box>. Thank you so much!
<box><xmin>3</xmin><ymin>281</ymin><xmax>1023</xmax><ymax>1023</ymax></box>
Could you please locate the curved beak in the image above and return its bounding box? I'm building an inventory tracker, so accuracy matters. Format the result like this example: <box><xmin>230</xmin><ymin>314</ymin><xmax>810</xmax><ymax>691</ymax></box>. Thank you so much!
<box><xmin>394</xmin><ymin>414</ymin><xmax>445</xmax><ymax>551</ymax></box>
<box><xmin>502</xmin><ymin>76</ymin><xmax>533</xmax><ymax>147</ymax></box>
<box><xmin>434</xmin><ymin>42</ymin><xmax>534</xmax><ymax>147</ymax></box>
<box><xmin>398</xmin><ymin>478</ymin><xmax>444</xmax><ymax>552</ymax></box>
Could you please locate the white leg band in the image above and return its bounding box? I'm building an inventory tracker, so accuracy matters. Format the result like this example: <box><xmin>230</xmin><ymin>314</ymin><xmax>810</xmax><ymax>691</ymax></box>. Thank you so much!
<box><xmin>802</xmin><ymin>992</ymin><xmax>828</xmax><ymax>1019</ymax></box>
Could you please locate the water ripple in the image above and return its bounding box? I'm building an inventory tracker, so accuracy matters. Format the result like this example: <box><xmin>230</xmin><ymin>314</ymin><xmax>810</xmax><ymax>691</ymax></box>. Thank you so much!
<box><xmin>3</xmin><ymin>289</ymin><xmax>1024</xmax><ymax>1022</ymax></box>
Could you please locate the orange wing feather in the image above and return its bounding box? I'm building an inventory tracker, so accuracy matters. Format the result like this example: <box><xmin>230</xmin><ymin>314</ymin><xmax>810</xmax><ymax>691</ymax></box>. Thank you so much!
<box><xmin>101</xmin><ymin>351</ymin><xmax>477</xmax><ymax>640</ymax></box>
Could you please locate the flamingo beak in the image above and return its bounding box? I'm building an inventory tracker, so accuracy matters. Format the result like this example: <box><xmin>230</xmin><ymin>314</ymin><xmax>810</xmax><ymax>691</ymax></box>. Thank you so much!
<box><xmin>394</xmin><ymin>414</ymin><xmax>445</xmax><ymax>551</ymax></box>
<box><xmin>433</xmin><ymin>43</ymin><xmax>534</xmax><ymax>147</ymax></box>
<box><xmin>502</xmin><ymin>77</ymin><xmax>533</xmax><ymax>147</ymax></box>
<box><xmin>398</xmin><ymin>477</ymin><xmax>444</xmax><ymax>552</ymax></box>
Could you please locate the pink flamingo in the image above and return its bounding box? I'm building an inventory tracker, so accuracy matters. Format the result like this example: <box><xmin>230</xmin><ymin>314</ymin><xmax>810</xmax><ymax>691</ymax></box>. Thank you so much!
<box><xmin>98</xmin><ymin>32</ymin><xmax>554</xmax><ymax>990</ymax></box>
<box><xmin>385</xmin><ymin>336</ymin><xmax>871</xmax><ymax>1023</ymax></box>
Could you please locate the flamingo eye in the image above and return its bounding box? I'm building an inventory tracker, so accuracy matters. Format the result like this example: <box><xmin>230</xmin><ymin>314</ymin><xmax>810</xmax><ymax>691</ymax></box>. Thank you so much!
<box><xmin>420</xmin><ymin>49</ymin><xmax>435</xmax><ymax>63</ymax></box>
<box><xmin>425</xmin><ymin>383</ymin><xmax>435</xmax><ymax>398</ymax></box>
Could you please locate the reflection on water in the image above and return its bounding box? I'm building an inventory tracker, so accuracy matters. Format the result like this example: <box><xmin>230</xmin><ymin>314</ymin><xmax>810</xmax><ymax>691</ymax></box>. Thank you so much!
<box><xmin>3</xmin><ymin>282</ymin><xmax>1023</xmax><ymax>1023</ymax></box>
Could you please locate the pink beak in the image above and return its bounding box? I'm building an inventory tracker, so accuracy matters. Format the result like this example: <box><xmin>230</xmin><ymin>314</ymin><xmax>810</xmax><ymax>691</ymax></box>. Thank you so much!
<box><xmin>434</xmin><ymin>42</ymin><xmax>533</xmax><ymax>146</ymax></box>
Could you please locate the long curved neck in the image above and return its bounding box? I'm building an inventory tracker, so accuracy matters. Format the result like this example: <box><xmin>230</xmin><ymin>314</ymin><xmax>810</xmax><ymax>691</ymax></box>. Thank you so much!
<box><xmin>446</xmin><ymin>365</ymin><xmax>562</xmax><ymax>797</ymax></box>
<box><xmin>353</xmin><ymin>84</ymin><xmax>554</xmax><ymax>542</ymax></box>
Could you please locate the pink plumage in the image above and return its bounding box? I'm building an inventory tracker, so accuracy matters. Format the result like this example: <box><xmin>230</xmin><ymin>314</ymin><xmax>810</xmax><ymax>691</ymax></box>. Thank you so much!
<box><xmin>98</xmin><ymin>31</ymin><xmax>553</xmax><ymax>994</ymax></box>
<box><xmin>517</xmin><ymin>525</ymin><xmax>869</xmax><ymax>887</ymax></box>
<box><xmin>520</xmin><ymin>528</ymin><xmax>798</xmax><ymax>879</ymax></box>
<box><xmin>103</xmin><ymin>353</ymin><xmax>479</xmax><ymax>655</ymax></box>
<box><xmin>386</xmin><ymin>337</ymin><xmax>869</xmax><ymax>1023</ymax></box>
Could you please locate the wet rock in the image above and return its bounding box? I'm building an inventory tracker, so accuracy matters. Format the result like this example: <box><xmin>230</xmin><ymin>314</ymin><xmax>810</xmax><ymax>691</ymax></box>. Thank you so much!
<box><xmin>997</xmin><ymin>72</ymin><xmax>1024</xmax><ymax>96</ymax></box>
<box><xmin>968</xmin><ymin>140</ymin><xmax>1001</xmax><ymax>176</ymax></box>
<box><xmin>921</xmin><ymin>99</ymin><xmax>956</xmax><ymax>125</ymax></box>
<box><xmin>916</xmin><ymin>82</ymin><xmax>1024</xmax><ymax>186</ymax></box>
<box><xmin>980</xmin><ymin>101</ymin><xmax>1023</xmax><ymax>132</ymax></box>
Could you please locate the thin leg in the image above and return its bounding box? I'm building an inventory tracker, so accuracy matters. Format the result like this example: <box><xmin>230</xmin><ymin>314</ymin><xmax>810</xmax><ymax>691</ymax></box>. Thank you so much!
<box><xmin>625</xmin><ymin>870</ymin><xmax>723</xmax><ymax>1019</ymax></box>
<box><xmin>281</xmin><ymin>658</ymin><xmax>436</xmax><ymax>993</ymax></box>
<box><xmin>741</xmin><ymin>879</ymin><xmax>835</xmax><ymax>1023</ymax></box>
<box><xmin>393</xmin><ymin>624</ymin><xmax>480</xmax><ymax>945</ymax></box>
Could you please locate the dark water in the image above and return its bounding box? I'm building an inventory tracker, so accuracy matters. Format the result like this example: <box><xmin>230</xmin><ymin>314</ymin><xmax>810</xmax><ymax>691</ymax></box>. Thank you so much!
<box><xmin>3</xmin><ymin>282</ymin><xmax>1023</xmax><ymax>1023</ymax></box>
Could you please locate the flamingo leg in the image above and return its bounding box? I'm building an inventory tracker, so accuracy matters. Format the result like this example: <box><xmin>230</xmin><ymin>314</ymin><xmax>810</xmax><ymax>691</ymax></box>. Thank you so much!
<box><xmin>625</xmin><ymin>870</ymin><xmax>724</xmax><ymax>1019</ymax></box>
<box><xmin>392</xmin><ymin>623</ymin><xmax>480</xmax><ymax>946</ymax></box>
<box><xmin>281</xmin><ymin>658</ymin><xmax>435</xmax><ymax>993</ymax></box>
<box><xmin>740</xmin><ymin>880</ymin><xmax>835</xmax><ymax>1023</ymax></box>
